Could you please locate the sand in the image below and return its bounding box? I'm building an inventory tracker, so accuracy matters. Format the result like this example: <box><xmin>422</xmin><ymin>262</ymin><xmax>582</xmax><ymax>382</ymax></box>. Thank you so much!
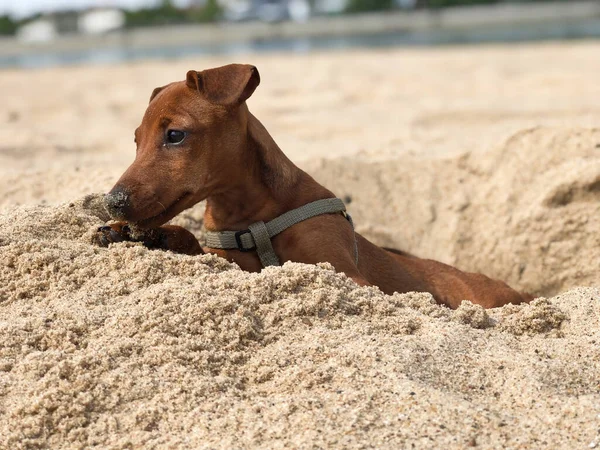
<box><xmin>1</xmin><ymin>42</ymin><xmax>600</xmax><ymax>448</ymax></box>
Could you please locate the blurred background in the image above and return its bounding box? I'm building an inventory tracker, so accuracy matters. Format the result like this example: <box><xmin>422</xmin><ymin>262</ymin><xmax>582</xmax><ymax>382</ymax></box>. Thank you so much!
<box><xmin>0</xmin><ymin>0</ymin><xmax>599</xmax><ymax>68</ymax></box>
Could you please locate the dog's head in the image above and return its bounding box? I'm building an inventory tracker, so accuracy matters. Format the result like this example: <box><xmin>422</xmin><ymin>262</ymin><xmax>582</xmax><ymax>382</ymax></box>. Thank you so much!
<box><xmin>104</xmin><ymin>63</ymin><xmax>260</xmax><ymax>228</ymax></box>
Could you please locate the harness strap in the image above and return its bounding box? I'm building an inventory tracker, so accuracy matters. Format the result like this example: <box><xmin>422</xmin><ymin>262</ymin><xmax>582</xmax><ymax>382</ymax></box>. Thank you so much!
<box><xmin>204</xmin><ymin>197</ymin><xmax>358</xmax><ymax>267</ymax></box>
<box><xmin>248</xmin><ymin>221</ymin><xmax>280</xmax><ymax>267</ymax></box>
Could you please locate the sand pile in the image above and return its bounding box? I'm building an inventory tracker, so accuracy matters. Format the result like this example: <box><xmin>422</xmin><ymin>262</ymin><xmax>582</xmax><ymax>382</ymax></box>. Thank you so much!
<box><xmin>309</xmin><ymin>127</ymin><xmax>600</xmax><ymax>298</ymax></box>
<box><xmin>2</xmin><ymin>42</ymin><xmax>600</xmax><ymax>448</ymax></box>
<box><xmin>0</xmin><ymin>195</ymin><xmax>599</xmax><ymax>449</ymax></box>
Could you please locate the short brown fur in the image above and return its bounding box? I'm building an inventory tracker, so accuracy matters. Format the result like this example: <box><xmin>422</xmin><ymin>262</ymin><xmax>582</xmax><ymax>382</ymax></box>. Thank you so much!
<box><xmin>99</xmin><ymin>64</ymin><xmax>531</xmax><ymax>309</ymax></box>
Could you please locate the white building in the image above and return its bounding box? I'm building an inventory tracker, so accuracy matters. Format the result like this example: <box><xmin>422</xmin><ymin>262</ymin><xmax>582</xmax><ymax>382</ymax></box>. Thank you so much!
<box><xmin>78</xmin><ymin>9</ymin><xmax>126</xmax><ymax>35</ymax></box>
<box><xmin>16</xmin><ymin>19</ymin><xmax>58</xmax><ymax>43</ymax></box>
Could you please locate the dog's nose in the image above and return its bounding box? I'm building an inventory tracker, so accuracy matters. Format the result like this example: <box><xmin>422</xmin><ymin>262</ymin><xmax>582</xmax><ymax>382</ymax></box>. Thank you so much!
<box><xmin>104</xmin><ymin>185</ymin><xmax>130</xmax><ymax>219</ymax></box>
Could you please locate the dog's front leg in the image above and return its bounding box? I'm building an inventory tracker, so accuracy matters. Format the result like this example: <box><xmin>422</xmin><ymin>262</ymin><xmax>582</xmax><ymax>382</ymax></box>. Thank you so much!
<box><xmin>95</xmin><ymin>222</ymin><xmax>204</xmax><ymax>256</ymax></box>
<box><xmin>349</xmin><ymin>275</ymin><xmax>371</xmax><ymax>288</ymax></box>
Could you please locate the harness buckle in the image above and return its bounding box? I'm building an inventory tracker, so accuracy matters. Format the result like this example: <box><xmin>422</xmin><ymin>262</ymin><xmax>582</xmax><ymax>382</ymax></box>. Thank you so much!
<box><xmin>234</xmin><ymin>229</ymin><xmax>255</xmax><ymax>252</ymax></box>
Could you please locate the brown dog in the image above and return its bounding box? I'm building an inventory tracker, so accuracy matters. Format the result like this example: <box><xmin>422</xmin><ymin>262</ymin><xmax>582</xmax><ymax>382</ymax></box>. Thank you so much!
<box><xmin>98</xmin><ymin>63</ymin><xmax>531</xmax><ymax>309</ymax></box>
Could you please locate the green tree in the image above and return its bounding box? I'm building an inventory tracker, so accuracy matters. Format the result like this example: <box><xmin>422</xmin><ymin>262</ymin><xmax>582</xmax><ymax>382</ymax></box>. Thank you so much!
<box><xmin>189</xmin><ymin>0</ymin><xmax>222</xmax><ymax>23</ymax></box>
<box><xmin>346</xmin><ymin>0</ymin><xmax>394</xmax><ymax>13</ymax></box>
<box><xmin>125</xmin><ymin>0</ymin><xmax>188</xmax><ymax>27</ymax></box>
<box><xmin>125</xmin><ymin>0</ymin><xmax>222</xmax><ymax>28</ymax></box>
<box><xmin>0</xmin><ymin>16</ymin><xmax>17</xmax><ymax>36</ymax></box>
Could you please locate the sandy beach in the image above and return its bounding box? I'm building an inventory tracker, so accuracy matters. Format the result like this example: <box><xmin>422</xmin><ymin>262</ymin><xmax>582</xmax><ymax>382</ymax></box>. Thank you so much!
<box><xmin>1</xmin><ymin>42</ymin><xmax>600</xmax><ymax>448</ymax></box>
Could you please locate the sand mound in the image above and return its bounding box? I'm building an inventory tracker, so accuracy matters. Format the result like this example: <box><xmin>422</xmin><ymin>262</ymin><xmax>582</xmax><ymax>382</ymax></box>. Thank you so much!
<box><xmin>2</xmin><ymin>44</ymin><xmax>600</xmax><ymax>448</ymax></box>
<box><xmin>308</xmin><ymin>127</ymin><xmax>600</xmax><ymax>297</ymax></box>
<box><xmin>1</xmin><ymin>195</ymin><xmax>599</xmax><ymax>449</ymax></box>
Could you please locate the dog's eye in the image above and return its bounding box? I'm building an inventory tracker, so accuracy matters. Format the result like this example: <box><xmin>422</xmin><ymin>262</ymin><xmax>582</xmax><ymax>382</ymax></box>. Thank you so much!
<box><xmin>166</xmin><ymin>130</ymin><xmax>186</xmax><ymax>145</ymax></box>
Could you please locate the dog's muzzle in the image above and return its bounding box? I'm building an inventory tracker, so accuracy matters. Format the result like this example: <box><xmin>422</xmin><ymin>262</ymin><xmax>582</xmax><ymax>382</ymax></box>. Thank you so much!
<box><xmin>104</xmin><ymin>185</ymin><xmax>130</xmax><ymax>220</ymax></box>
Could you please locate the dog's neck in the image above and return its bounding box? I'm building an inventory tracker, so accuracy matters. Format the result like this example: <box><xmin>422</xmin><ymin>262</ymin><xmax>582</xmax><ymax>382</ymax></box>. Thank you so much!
<box><xmin>204</xmin><ymin>112</ymin><xmax>332</xmax><ymax>231</ymax></box>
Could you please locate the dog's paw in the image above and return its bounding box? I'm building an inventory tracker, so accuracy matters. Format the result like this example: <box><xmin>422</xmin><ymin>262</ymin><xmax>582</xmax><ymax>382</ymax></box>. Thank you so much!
<box><xmin>95</xmin><ymin>222</ymin><xmax>134</xmax><ymax>247</ymax></box>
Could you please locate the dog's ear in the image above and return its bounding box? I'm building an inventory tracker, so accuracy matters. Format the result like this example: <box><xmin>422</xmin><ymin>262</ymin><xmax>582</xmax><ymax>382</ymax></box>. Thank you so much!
<box><xmin>149</xmin><ymin>85</ymin><xmax>166</xmax><ymax>103</ymax></box>
<box><xmin>186</xmin><ymin>64</ymin><xmax>260</xmax><ymax>106</ymax></box>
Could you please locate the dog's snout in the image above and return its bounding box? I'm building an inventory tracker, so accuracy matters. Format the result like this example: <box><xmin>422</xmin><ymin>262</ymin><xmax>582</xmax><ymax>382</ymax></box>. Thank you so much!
<box><xmin>104</xmin><ymin>185</ymin><xmax>130</xmax><ymax>219</ymax></box>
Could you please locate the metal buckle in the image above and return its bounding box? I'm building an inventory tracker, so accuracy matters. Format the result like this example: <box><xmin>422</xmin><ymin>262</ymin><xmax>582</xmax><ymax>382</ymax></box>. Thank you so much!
<box><xmin>234</xmin><ymin>229</ymin><xmax>255</xmax><ymax>252</ymax></box>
